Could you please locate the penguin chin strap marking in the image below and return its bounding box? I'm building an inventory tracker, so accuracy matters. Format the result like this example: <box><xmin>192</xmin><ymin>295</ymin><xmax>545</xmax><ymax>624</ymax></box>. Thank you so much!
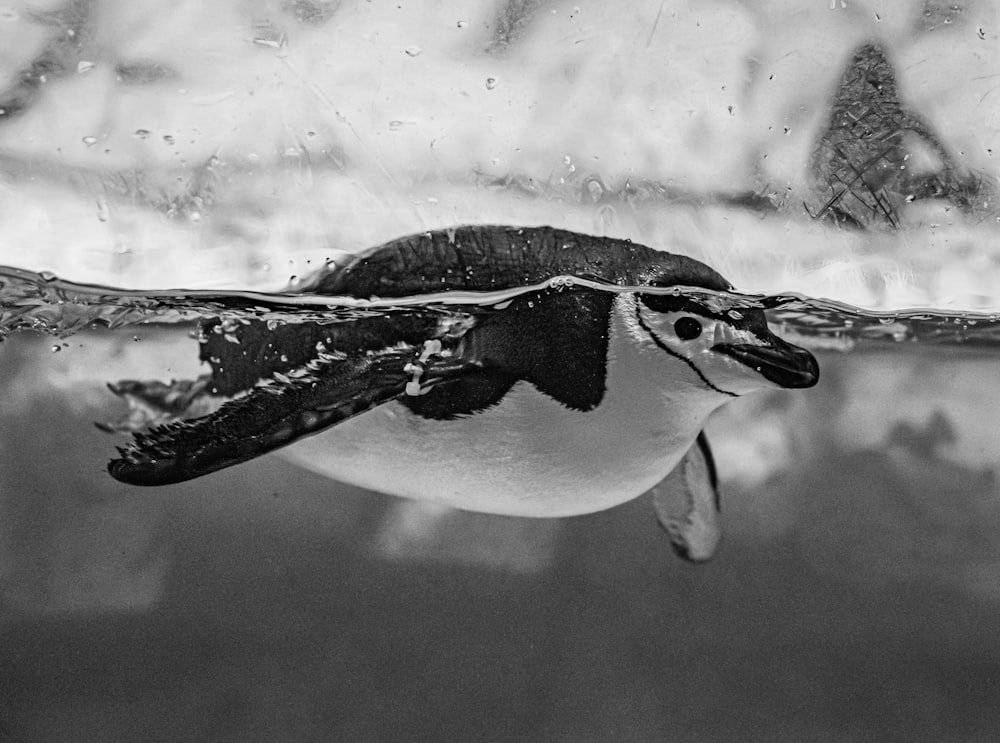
<box><xmin>404</xmin><ymin>339</ymin><xmax>444</xmax><ymax>396</ymax></box>
<box><xmin>634</xmin><ymin>304</ymin><xmax>738</xmax><ymax>399</ymax></box>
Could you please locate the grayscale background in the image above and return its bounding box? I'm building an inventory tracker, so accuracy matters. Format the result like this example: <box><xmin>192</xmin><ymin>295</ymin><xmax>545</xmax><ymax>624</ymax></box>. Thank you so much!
<box><xmin>2</xmin><ymin>2</ymin><xmax>999</xmax><ymax>741</ymax></box>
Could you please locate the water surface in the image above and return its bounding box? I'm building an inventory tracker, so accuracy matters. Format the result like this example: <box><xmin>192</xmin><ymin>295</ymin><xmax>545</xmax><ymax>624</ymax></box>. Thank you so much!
<box><xmin>2</xmin><ymin>324</ymin><xmax>1000</xmax><ymax>742</ymax></box>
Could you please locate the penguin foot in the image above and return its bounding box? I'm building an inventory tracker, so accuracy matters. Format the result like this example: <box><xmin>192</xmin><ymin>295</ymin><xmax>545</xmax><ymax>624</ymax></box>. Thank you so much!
<box><xmin>650</xmin><ymin>432</ymin><xmax>722</xmax><ymax>563</ymax></box>
<box><xmin>97</xmin><ymin>376</ymin><xmax>214</xmax><ymax>433</ymax></box>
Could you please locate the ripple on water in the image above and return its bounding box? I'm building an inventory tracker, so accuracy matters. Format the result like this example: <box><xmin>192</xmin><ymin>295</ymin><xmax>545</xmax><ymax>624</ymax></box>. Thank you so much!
<box><xmin>3</xmin><ymin>265</ymin><xmax>1000</xmax><ymax>349</ymax></box>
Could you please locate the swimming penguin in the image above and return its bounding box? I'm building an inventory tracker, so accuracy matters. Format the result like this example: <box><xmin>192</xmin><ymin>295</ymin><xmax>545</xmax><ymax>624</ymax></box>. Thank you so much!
<box><xmin>107</xmin><ymin>225</ymin><xmax>819</xmax><ymax>562</ymax></box>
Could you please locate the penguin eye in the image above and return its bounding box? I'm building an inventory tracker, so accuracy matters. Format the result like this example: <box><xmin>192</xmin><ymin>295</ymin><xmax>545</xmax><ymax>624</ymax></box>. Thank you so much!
<box><xmin>674</xmin><ymin>317</ymin><xmax>703</xmax><ymax>340</ymax></box>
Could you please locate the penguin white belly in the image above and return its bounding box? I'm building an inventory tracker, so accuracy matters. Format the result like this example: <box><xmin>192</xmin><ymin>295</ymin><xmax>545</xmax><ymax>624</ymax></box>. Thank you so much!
<box><xmin>281</xmin><ymin>309</ymin><xmax>727</xmax><ymax>517</ymax></box>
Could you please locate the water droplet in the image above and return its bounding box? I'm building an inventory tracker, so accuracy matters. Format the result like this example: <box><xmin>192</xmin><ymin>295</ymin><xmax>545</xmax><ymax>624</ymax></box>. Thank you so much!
<box><xmin>457</xmin><ymin>20</ymin><xmax>468</xmax><ymax>28</ymax></box>
<box><xmin>404</xmin><ymin>46</ymin><xmax>421</xmax><ymax>57</ymax></box>
<box><xmin>82</xmin><ymin>135</ymin><xmax>98</xmax><ymax>147</ymax></box>
<box><xmin>39</xmin><ymin>271</ymin><xmax>58</xmax><ymax>282</ymax></box>
<box><xmin>162</xmin><ymin>134</ymin><xmax>175</xmax><ymax>145</ymax></box>
<box><xmin>51</xmin><ymin>345</ymin><xmax>61</xmax><ymax>353</ymax></box>
<box><xmin>878</xmin><ymin>316</ymin><xmax>895</xmax><ymax>325</ymax></box>
<box><xmin>485</xmin><ymin>77</ymin><xmax>498</xmax><ymax>90</ymax></box>
<box><xmin>77</xmin><ymin>60</ymin><xmax>94</xmax><ymax>74</ymax></box>
<box><xmin>96</xmin><ymin>195</ymin><xmax>109</xmax><ymax>222</ymax></box>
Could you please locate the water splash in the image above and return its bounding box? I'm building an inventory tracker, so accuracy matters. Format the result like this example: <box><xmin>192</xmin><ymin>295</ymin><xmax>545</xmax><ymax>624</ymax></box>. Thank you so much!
<box><xmin>2</xmin><ymin>265</ymin><xmax>1000</xmax><ymax>348</ymax></box>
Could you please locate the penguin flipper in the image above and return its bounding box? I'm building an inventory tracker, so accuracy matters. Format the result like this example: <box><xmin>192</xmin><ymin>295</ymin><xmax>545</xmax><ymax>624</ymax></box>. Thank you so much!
<box><xmin>108</xmin><ymin>345</ymin><xmax>455</xmax><ymax>486</ymax></box>
<box><xmin>649</xmin><ymin>432</ymin><xmax>721</xmax><ymax>563</ymax></box>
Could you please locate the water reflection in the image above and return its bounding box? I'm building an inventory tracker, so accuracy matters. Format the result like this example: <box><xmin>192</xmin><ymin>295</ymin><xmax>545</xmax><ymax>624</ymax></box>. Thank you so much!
<box><xmin>2</xmin><ymin>330</ymin><xmax>1000</xmax><ymax>740</ymax></box>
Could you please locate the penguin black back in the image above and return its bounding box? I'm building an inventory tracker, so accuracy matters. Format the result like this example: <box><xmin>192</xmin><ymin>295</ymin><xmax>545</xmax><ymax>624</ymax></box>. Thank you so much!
<box><xmin>303</xmin><ymin>225</ymin><xmax>730</xmax><ymax>296</ymax></box>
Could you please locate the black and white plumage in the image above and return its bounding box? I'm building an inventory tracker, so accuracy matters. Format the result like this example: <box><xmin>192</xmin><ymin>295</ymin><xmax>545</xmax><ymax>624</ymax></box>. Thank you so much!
<box><xmin>107</xmin><ymin>225</ymin><xmax>819</xmax><ymax>561</ymax></box>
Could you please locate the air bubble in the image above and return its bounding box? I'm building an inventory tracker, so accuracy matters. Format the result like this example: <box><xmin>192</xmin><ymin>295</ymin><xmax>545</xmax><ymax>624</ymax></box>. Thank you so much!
<box><xmin>485</xmin><ymin>77</ymin><xmax>498</xmax><ymax>90</ymax></box>
<box><xmin>404</xmin><ymin>46</ymin><xmax>421</xmax><ymax>57</ymax></box>
<box><xmin>82</xmin><ymin>136</ymin><xmax>98</xmax><ymax>147</ymax></box>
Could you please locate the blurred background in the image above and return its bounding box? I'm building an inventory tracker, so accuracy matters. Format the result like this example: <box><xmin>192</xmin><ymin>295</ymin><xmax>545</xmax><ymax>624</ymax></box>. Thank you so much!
<box><xmin>2</xmin><ymin>1</ymin><xmax>1000</xmax><ymax>741</ymax></box>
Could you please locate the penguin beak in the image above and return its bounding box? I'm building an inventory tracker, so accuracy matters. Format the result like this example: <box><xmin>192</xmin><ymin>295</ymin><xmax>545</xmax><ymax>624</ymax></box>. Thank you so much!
<box><xmin>713</xmin><ymin>334</ymin><xmax>819</xmax><ymax>389</ymax></box>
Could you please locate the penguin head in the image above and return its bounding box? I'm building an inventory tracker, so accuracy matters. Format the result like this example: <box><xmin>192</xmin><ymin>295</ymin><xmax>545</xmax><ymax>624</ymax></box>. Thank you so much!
<box><xmin>633</xmin><ymin>290</ymin><xmax>819</xmax><ymax>397</ymax></box>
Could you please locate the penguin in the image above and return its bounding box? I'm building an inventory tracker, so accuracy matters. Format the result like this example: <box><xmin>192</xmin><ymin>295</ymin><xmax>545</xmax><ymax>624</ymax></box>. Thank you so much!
<box><xmin>106</xmin><ymin>225</ymin><xmax>819</xmax><ymax>562</ymax></box>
